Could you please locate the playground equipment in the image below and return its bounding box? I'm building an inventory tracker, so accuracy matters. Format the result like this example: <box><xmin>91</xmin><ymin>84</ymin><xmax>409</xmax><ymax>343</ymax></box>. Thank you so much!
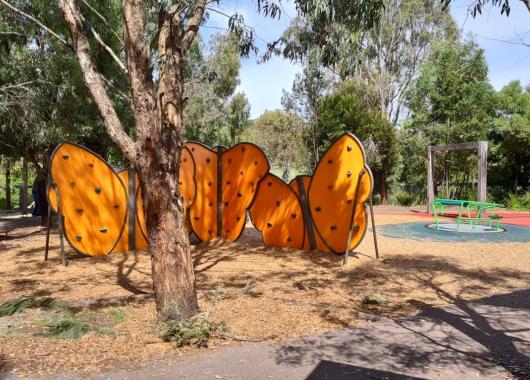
<box><xmin>182</xmin><ymin>142</ymin><xmax>270</xmax><ymax>241</ymax></box>
<box><xmin>427</xmin><ymin>141</ymin><xmax>488</xmax><ymax>213</ymax></box>
<box><xmin>45</xmin><ymin>142</ymin><xmax>192</xmax><ymax>262</ymax></box>
<box><xmin>250</xmin><ymin>133</ymin><xmax>377</xmax><ymax>261</ymax></box>
<box><xmin>45</xmin><ymin>133</ymin><xmax>378</xmax><ymax>262</ymax></box>
<box><xmin>431</xmin><ymin>198</ymin><xmax>503</xmax><ymax>232</ymax></box>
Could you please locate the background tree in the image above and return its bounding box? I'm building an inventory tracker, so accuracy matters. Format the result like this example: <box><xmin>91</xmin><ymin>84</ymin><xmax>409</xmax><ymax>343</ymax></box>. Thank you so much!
<box><xmin>183</xmin><ymin>34</ymin><xmax>250</xmax><ymax>146</ymax></box>
<box><xmin>401</xmin><ymin>39</ymin><xmax>497</xmax><ymax>201</ymax></box>
<box><xmin>316</xmin><ymin>80</ymin><xmax>399</xmax><ymax>201</ymax></box>
<box><xmin>489</xmin><ymin>81</ymin><xmax>530</xmax><ymax>198</ymax></box>
<box><xmin>245</xmin><ymin>110</ymin><xmax>309</xmax><ymax>180</ymax></box>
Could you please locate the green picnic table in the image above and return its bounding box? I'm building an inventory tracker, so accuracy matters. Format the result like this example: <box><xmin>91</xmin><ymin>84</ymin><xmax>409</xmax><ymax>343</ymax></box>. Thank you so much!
<box><xmin>432</xmin><ymin>199</ymin><xmax>504</xmax><ymax>232</ymax></box>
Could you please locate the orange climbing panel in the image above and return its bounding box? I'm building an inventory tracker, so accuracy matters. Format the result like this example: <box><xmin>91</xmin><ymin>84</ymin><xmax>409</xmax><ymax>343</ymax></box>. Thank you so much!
<box><xmin>249</xmin><ymin>174</ymin><xmax>305</xmax><ymax>248</ymax></box>
<box><xmin>183</xmin><ymin>142</ymin><xmax>269</xmax><ymax>241</ymax></box>
<box><xmin>49</xmin><ymin>142</ymin><xmax>128</xmax><ymax>256</ymax></box>
<box><xmin>307</xmin><ymin>133</ymin><xmax>373</xmax><ymax>254</ymax></box>
<box><xmin>179</xmin><ymin>146</ymin><xmax>197</xmax><ymax>209</ymax></box>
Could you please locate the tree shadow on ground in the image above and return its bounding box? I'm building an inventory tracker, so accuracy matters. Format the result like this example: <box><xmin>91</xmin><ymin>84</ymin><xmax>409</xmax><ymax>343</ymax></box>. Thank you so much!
<box><xmin>275</xmin><ymin>288</ymin><xmax>530</xmax><ymax>379</ymax></box>
<box><xmin>306</xmin><ymin>360</ymin><xmax>426</xmax><ymax>380</ymax></box>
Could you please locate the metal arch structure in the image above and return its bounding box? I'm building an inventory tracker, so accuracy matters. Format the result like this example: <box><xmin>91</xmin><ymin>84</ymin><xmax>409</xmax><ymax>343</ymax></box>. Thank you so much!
<box><xmin>427</xmin><ymin>141</ymin><xmax>488</xmax><ymax>213</ymax></box>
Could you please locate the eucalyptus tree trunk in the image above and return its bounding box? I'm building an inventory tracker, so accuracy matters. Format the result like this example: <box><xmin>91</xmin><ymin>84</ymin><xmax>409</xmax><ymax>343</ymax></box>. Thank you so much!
<box><xmin>59</xmin><ymin>0</ymin><xmax>204</xmax><ymax>321</ymax></box>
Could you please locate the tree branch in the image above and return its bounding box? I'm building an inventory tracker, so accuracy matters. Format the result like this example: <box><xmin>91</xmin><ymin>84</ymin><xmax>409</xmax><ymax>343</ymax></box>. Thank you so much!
<box><xmin>181</xmin><ymin>0</ymin><xmax>207</xmax><ymax>54</ymax></box>
<box><xmin>79</xmin><ymin>13</ymin><xmax>128</xmax><ymax>72</ymax></box>
<box><xmin>58</xmin><ymin>0</ymin><xmax>138</xmax><ymax>164</ymax></box>
<box><xmin>80</xmin><ymin>0</ymin><xmax>124</xmax><ymax>46</ymax></box>
<box><xmin>0</xmin><ymin>0</ymin><xmax>68</xmax><ymax>44</ymax></box>
<box><xmin>123</xmin><ymin>0</ymin><xmax>157</xmax><ymax>145</ymax></box>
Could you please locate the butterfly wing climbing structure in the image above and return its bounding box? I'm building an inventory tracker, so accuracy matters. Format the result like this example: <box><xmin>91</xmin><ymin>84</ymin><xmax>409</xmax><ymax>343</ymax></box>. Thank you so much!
<box><xmin>45</xmin><ymin>132</ymin><xmax>378</xmax><ymax>264</ymax></box>
<box><xmin>250</xmin><ymin>133</ymin><xmax>377</xmax><ymax>259</ymax></box>
<box><xmin>183</xmin><ymin>142</ymin><xmax>270</xmax><ymax>241</ymax></box>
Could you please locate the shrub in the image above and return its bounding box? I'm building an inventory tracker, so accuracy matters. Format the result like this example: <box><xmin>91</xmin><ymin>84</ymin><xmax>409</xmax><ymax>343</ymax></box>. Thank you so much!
<box><xmin>506</xmin><ymin>191</ymin><xmax>530</xmax><ymax>211</ymax></box>
<box><xmin>389</xmin><ymin>190</ymin><xmax>416</xmax><ymax>206</ymax></box>
<box><xmin>0</xmin><ymin>296</ymin><xmax>67</xmax><ymax>317</ymax></box>
<box><xmin>161</xmin><ymin>315</ymin><xmax>227</xmax><ymax>348</ymax></box>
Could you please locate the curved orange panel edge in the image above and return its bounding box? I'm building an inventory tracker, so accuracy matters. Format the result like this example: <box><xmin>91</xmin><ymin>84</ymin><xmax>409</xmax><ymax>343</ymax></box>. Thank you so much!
<box><xmin>249</xmin><ymin>174</ymin><xmax>305</xmax><ymax>249</ymax></box>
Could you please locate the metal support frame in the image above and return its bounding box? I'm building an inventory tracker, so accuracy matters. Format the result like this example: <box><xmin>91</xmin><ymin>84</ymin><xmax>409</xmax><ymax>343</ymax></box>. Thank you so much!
<box><xmin>44</xmin><ymin>183</ymin><xmax>67</xmax><ymax>265</ymax></box>
<box><xmin>343</xmin><ymin>169</ymin><xmax>380</xmax><ymax>265</ymax></box>
<box><xmin>216</xmin><ymin>146</ymin><xmax>223</xmax><ymax>237</ymax></box>
<box><xmin>427</xmin><ymin>141</ymin><xmax>488</xmax><ymax>213</ymax></box>
<box><xmin>296</xmin><ymin>176</ymin><xmax>316</xmax><ymax>250</ymax></box>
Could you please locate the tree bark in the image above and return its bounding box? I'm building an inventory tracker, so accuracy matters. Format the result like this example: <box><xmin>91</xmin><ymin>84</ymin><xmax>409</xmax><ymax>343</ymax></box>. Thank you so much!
<box><xmin>21</xmin><ymin>157</ymin><xmax>28</xmax><ymax>214</ymax></box>
<box><xmin>378</xmin><ymin>171</ymin><xmax>388</xmax><ymax>204</ymax></box>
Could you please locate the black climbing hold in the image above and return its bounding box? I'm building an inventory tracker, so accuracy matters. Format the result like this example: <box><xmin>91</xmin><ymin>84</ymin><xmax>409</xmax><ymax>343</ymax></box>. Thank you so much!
<box><xmin>114</xmin><ymin>204</ymin><xmax>120</xmax><ymax>208</ymax></box>
<box><xmin>315</xmin><ymin>206</ymin><xmax>322</xmax><ymax>212</ymax></box>
<box><xmin>267</xmin><ymin>182</ymin><xmax>273</xmax><ymax>186</ymax></box>
<box><xmin>250</xmin><ymin>181</ymin><xmax>254</xmax><ymax>186</ymax></box>
<box><xmin>228</xmin><ymin>158</ymin><xmax>232</xmax><ymax>164</ymax></box>
<box><xmin>347</xmin><ymin>170</ymin><xmax>352</xmax><ymax>177</ymax></box>
<box><xmin>224</xmin><ymin>201</ymin><xmax>228</xmax><ymax>206</ymax></box>
<box><xmin>76</xmin><ymin>208</ymin><xmax>83</xmax><ymax>213</ymax></box>
<box><xmin>236</xmin><ymin>216</ymin><xmax>241</xmax><ymax>221</ymax></box>
<box><xmin>226</xmin><ymin>181</ymin><xmax>231</xmax><ymax>185</ymax></box>
<box><xmin>208</xmin><ymin>229</ymin><xmax>212</xmax><ymax>234</ymax></box>
<box><xmin>208</xmin><ymin>181</ymin><xmax>212</xmax><ymax>187</ymax></box>
<box><xmin>352</xmin><ymin>225</ymin><xmax>360</xmax><ymax>232</ymax></box>
<box><xmin>328</xmin><ymin>159</ymin><xmax>333</xmax><ymax>164</ymax></box>
<box><xmin>225</xmin><ymin>229</ymin><xmax>230</xmax><ymax>233</ymax></box>
<box><xmin>237</xmin><ymin>192</ymin><xmax>243</xmax><ymax>197</ymax></box>
<box><xmin>291</xmin><ymin>213</ymin><xmax>297</xmax><ymax>219</ymax></box>
<box><xmin>88</xmin><ymin>163</ymin><xmax>94</xmax><ymax>168</ymax></box>
<box><xmin>347</xmin><ymin>145</ymin><xmax>353</xmax><ymax>152</ymax></box>
<box><xmin>95</xmin><ymin>188</ymin><xmax>101</xmax><ymax>194</ymax></box>
<box><xmin>240</xmin><ymin>171</ymin><xmax>244</xmax><ymax>176</ymax></box>
<box><xmin>76</xmin><ymin>235</ymin><xmax>82</xmax><ymax>241</ymax></box>
<box><xmin>287</xmin><ymin>236</ymin><xmax>293</xmax><ymax>242</ymax></box>
<box><xmin>254</xmin><ymin>161</ymin><xmax>258</xmax><ymax>165</ymax></box>
<box><xmin>267</xmin><ymin>222</ymin><xmax>273</xmax><ymax>228</ymax></box>
<box><xmin>258</xmin><ymin>174</ymin><xmax>262</xmax><ymax>178</ymax></box>
<box><xmin>208</xmin><ymin>202</ymin><xmax>213</xmax><ymax>207</ymax></box>
<box><xmin>62</xmin><ymin>155</ymin><xmax>69</xmax><ymax>160</ymax></box>
<box><xmin>328</xmin><ymin>185</ymin><xmax>333</xmax><ymax>190</ymax></box>
<box><xmin>191</xmin><ymin>147</ymin><xmax>195</xmax><ymax>152</ymax></box>
<box><xmin>206</xmin><ymin>158</ymin><xmax>211</xmax><ymax>163</ymax></box>
<box><xmin>194</xmin><ymin>216</ymin><xmax>200</xmax><ymax>220</ymax></box>
<box><xmin>178</xmin><ymin>181</ymin><xmax>183</xmax><ymax>185</ymax></box>
<box><xmin>346</xmin><ymin>199</ymin><xmax>353</xmax><ymax>204</ymax></box>
<box><xmin>183</xmin><ymin>158</ymin><xmax>187</xmax><ymax>162</ymax></box>
<box><xmin>330</xmin><ymin>225</ymin><xmax>338</xmax><ymax>231</ymax></box>
<box><xmin>276</xmin><ymin>200</ymin><xmax>281</xmax><ymax>206</ymax></box>
<box><xmin>241</xmin><ymin>147</ymin><xmax>245</xmax><ymax>152</ymax></box>
<box><xmin>99</xmin><ymin>227</ymin><xmax>108</xmax><ymax>233</ymax></box>
<box><xmin>70</xmin><ymin>182</ymin><xmax>75</xmax><ymax>187</ymax></box>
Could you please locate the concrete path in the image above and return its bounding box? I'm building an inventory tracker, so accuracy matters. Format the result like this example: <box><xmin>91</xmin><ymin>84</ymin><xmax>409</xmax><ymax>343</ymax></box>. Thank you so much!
<box><xmin>23</xmin><ymin>289</ymin><xmax>530</xmax><ymax>379</ymax></box>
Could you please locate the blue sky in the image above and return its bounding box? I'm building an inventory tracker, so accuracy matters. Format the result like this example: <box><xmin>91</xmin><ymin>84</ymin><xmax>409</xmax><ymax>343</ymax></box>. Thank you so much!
<box><xmin>202</xmin><ymin>1</ymin><xmax>530</xmax><ymax>119</ymax></box>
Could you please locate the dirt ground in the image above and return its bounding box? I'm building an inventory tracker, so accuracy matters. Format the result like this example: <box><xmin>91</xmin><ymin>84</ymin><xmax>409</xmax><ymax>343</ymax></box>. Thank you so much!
<box><xmin>0</xmin><ymin>209</ymin><xmax>529</xmax><ymax>377</ymax></box>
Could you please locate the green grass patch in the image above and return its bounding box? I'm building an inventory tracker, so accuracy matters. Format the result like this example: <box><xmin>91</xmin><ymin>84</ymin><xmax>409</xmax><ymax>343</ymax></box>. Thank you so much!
<box><xmin>106</xmin><ymin>308</ymin><xmax>127</xmax><ymax>324</ymax></box>
<box><xmin>0</xmin><ymin>296</ymin><xmax>68</xmax><ymax>317</ymax></box>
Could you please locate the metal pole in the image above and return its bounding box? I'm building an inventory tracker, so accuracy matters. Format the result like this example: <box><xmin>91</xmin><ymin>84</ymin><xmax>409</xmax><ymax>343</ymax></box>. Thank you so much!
<box><xmin>343</xmin><ymin>169</ymin><xmax>366</xmax><ymax>265</ymax></box>
<box><xmin>216</xmin><ymin>146</ymin><xmax>223</xmax><ymax>238</ymax></box>
<box><xmin>369</xmin><ymin>196</ymin><xmax>380</xmax><ymax>260</ymax></box>
<box><xmin>54</xmin><ymin>184</ymin><xmax>67</xmax><ymax>266</ymax></box>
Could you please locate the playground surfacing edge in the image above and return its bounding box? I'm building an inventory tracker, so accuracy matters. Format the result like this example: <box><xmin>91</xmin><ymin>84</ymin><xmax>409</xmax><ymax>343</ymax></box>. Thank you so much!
<box><xmin>0</xmin><ymin>209</ymin><xmax>529</xmax><ymax>377</ymax></box>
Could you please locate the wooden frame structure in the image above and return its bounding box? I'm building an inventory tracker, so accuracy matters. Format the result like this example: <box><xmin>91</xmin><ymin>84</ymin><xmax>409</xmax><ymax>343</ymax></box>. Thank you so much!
<box><xmin>427</xmin><ymin>141</ymin><xmax>488</xmax><ymax>213</ymax></box>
